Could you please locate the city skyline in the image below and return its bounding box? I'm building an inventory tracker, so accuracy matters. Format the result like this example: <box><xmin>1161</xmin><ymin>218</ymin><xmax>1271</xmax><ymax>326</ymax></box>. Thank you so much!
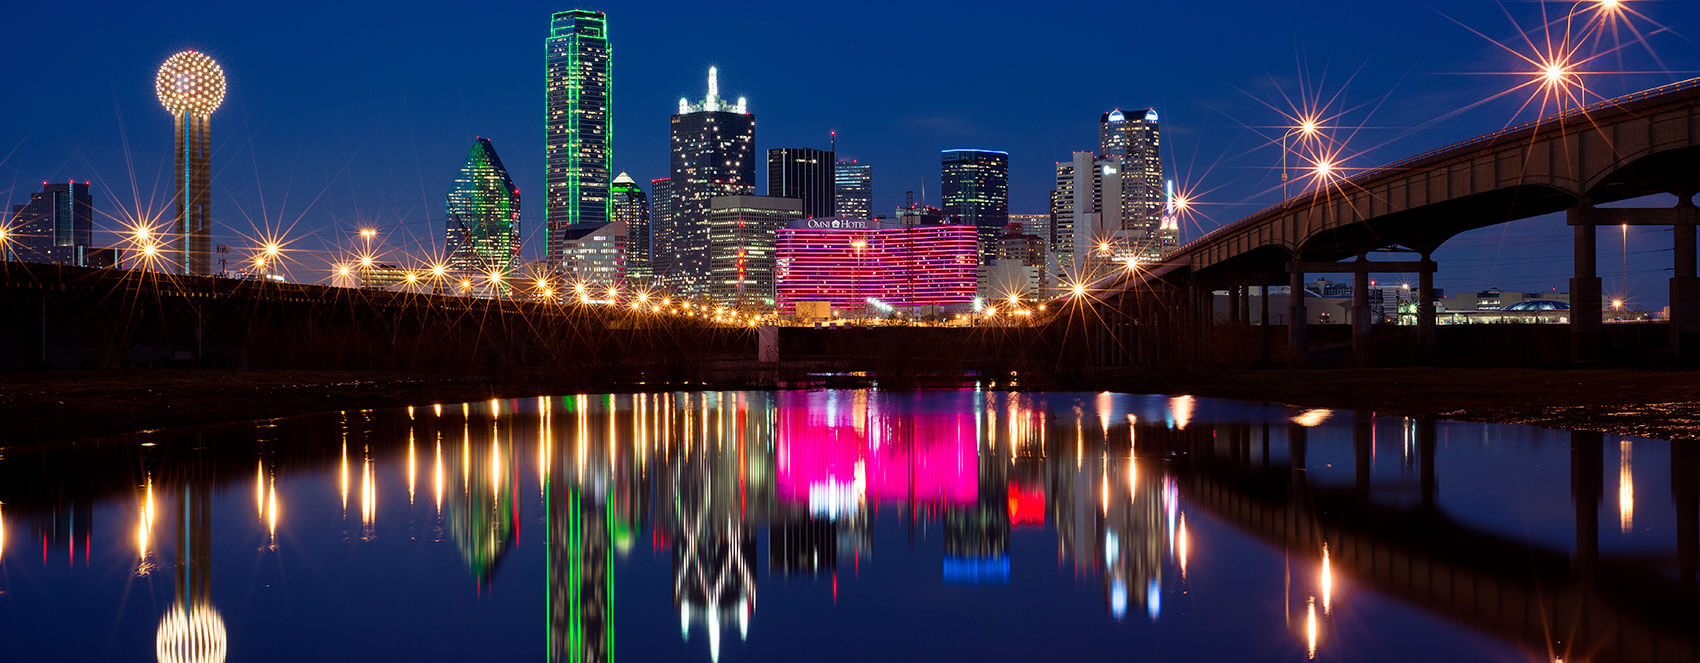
<box><xmin>3</xmin><ymin>2</ymin><xmax>1699</xmax><ymax>304</ymax></box>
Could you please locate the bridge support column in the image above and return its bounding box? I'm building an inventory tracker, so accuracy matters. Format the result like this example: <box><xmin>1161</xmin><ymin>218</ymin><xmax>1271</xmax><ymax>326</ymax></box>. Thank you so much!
<box><xmin>1418</xmin><ymin>255</ymin><xmax>1436</xmax><ymax>360</ymax></box>
<box><xmin>1288</xmin><ymin>263</ymin><xmax>1307</xmax><ymax>366</ymax></box>
<box><xmin>1259</xmin><ymin>285</ymin><xmax>1271</xmax><ymax>363</ymax></box>
<box><xmin>1352</xmin><ymin>263</ymin><xmax>1372</xmax><ymax>367</ymax></box>
<box><xmin>1240</xmin><ymin>284</ymin><xmax>1252</xmax><ymax>325</ymax></box>
<box><xmin>1227</xmin><ymin>285</ymin><xmax>1242</xmax><ymax>325</ymax></box>
<box><xmin>1673</xmin><ymin>194</ymin><xmax>1698</xmax><ymax>361</ymax></box>
<box><xmin>1570</xmin><ymin>208</ymin><xmax>1603</xmax><ymax>362</ymax></box>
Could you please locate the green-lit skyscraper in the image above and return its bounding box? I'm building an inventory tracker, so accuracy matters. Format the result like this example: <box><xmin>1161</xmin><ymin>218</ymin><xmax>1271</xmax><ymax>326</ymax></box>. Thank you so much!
<box><xmin>546</xmin><ymin>9</ymin><xmax>613</xmax><ymax>270</ymax></box>
<box><xmin>446</xmin><ymin>138</ymin><xmax>521</xmax><ymax>282</ymax></box>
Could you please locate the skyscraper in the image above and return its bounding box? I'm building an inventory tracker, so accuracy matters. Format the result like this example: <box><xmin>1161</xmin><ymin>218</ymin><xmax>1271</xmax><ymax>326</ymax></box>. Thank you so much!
<box><xmin>155</xmin><ymin>50</ymin><xmax>225</xmax><ymax>276</ymax></box>
<box><xmin>1098</xmin><ymin>108</ymin><xmax>1171</xmax><ymax>261</ymax></box>
<box><xmin>611</xmin><ymin>172</ymin><xmax>650</xmax><ymax>282</ymax></box>
<box><xmin>766</xmin><ymin>148</ymin><xmax>835</xmax><ymax>219</ymax></box>
<box><xmin>834</xmin><ymin>159</ymin><xmax>873</xmax><ymax>220</ymax></box>
<box><xmin>445</xmin><ymin>138</ymin><xmax>521</xmax><ymax>283</ymax></box>
<box><xmin>707</xmin><ymin>195</ymin><xmax>802</xmax><ymax>307</ymax></box>
<box><xmin>545</xmin><ymin>10</ymin><xmax>613</xmax><ymax>270</ymax></box>
<box><xmin>666</xmin><ymin>67</ymin><xmax>755</xmax><ymax>295</ymax></box>
<box><xmin>7</xmin><ymin>180</ymin><xmax>93</xmax><ymax>265</ymax></box>
<box><xmin>940</xmin><ymin>150</ymin><xmax>1009</xmax><ymax>267</ymax></box>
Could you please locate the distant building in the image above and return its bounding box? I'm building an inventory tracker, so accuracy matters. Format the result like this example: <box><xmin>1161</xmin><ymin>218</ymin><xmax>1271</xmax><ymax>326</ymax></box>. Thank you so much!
<box><xmin>445</xmin><ymin>137</ymin><xmax>521</xmax><ymax>282</ymax></box>
<box><xmin>940</xmin><ymin>149</ymin><xmax>1010</xmax><ymax>267</ymax></box>
<box><xmin>767</xmin><ymin>148</ymin><xmax>835</xmax><ymax>220</ymax></box>
<box><xmin>611</xmin><ymin>173</ymin><xmax>650</xmax><ymax>282</ymax></box>
<box><xmin>1441</xmin><ymin>288</ymin><xmax>1568</xmax><ymax>312</ymax></box>
<box><xmin>894</xmin><ymin>203</ymin><xmax>948</xmax><ymax>226</ymax></box>
<box><xmin>7</xmin><ymin>180</ymin><xmax>93</xmax><ymax>266</ymax></box>
<box><xmin>650</xmin><ymin>177</ymin><xmax>673</xmax><ymax>278</ymax></box>
<box><xmin>707</xmin><ymin>195</ymin><xmax>803</xmax><ymax>307</ymax></box>
<box><xmin>834</xmin><ymin>160</ymin><xmax>872</xmax><ymax>220</ymax></box>
<box><xmin>775</xmin><ymin>217</ymin><xmax>978</xmax><ymax>316</ymax></box>
<box><xmin>545</xmin><ymin>9</ymin><xmax>613</xmax><ymax>268</ymax></box>
<box><xmin>990</xmin><ymin>223</ymin><xmax>1046</xmax><ymax>296</ymax></box>
<box><xmin>560</xmin><ymin>221</ymin><xmax>628</xmax><ymax>285</ymax></box>
<box><xmin>1050</xmin><ymin>151</ymin><xmax>1112</xmax><ymax>279</ymax></box>
<box><xmin>1009</xmin><ymin>213</ymin><xmax>1049</xmax><ymax>244</ymax></box>
<box><xmin>358</xmin><ymin>263</ymin><xmax>416</xmax><ymax>289</ymax></box>
<box><xmin>664</xmin><ymin>67</ymin><xmax>755</xmax><ymax>296</ymax></box>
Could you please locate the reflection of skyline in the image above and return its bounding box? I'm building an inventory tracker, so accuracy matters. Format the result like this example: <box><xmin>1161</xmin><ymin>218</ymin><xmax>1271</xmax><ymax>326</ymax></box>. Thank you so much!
<box><xmin>0</xmin><ymin>392</ymin><xmax>1694</xmax><ymax>662</ymax></box>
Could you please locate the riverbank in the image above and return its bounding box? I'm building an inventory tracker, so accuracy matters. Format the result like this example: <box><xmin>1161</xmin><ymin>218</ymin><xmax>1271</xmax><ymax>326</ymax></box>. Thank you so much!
<box><xmin>1</xmin><ymin>366</ymin><xmax>1698</xmax><ymax>444</ymax></box>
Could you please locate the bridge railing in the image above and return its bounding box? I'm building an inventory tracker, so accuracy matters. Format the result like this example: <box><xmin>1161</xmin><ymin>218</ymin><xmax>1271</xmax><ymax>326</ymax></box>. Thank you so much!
<box><xmin>1173</xmin><ymin>75</ymin><xmax>1700</xmax><ymax>256</ymax></box>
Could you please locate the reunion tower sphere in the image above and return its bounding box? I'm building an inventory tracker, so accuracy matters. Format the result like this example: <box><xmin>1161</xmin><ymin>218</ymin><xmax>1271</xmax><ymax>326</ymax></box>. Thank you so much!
<box><xmin>155</xmin><ymin>50</ymin><xmax>226</xmax><ymax>117</ymax></box>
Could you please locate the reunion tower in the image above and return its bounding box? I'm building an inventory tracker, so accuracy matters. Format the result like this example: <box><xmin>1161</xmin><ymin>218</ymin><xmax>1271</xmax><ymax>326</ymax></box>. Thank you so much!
<box><xmin>155</xmin><ymin>50</ymin><xmax>225</xmax><ymax>275</ymax></box>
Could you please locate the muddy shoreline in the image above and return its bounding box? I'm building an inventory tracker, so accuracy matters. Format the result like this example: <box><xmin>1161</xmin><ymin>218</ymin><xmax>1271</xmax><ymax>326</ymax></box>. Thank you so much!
<box><xmin>2</xmin><ymin>366</ymin><xmax>1698</xmax><ymax>445</ymax></box>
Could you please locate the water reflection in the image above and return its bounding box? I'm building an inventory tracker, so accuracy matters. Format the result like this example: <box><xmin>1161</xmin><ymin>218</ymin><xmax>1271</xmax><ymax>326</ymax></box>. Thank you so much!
<box><xmin>0</xmin><ymin>391</ymin><xmax>1695</xmax><ymax>662</ymax></box>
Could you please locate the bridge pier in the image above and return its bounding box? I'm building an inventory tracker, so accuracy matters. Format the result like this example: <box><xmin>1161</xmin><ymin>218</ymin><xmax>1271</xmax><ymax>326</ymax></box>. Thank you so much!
<box><xmin>1673</xmin><ymin>194</ymin><xmax>1698</xmax><ymax>361</ymax></box>
<box><xmin>1570</xmin><ymin>207</ymin><xmax>1604</xmax><ymax>362</ymax></box>
<box><xmin>1288</xmin><ymin>263</ymin><xmax>1307</xmax><ymax>366</ymax></box>
<box><xmin>1352</xmin><ymin>262</ymin><xmax>1371</xmax><ymax>367</ymax></box>
<box><xmin>1418</xmin><ymin>254</ymin><xmax>1436</xmax><ymax>360</ymax></box>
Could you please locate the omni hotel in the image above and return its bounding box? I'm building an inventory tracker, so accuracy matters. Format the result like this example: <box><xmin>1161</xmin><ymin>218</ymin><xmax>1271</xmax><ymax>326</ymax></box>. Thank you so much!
<box><xmin>774</xmin><ymin>217</ymin><xmax>978</xmax><ymax>316</ymax></box>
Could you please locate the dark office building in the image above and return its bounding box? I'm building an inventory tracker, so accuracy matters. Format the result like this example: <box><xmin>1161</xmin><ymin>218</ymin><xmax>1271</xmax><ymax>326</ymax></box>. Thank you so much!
<box><xmin>835</xmin><ymin>159</ymin><xmax>873</xmax><ymax>220</ymax></box>
<box><xmin>940</xmin><ymin>149</ymin><xmax>1010</xmax><ymax>266</ymax></box>
<box><xmin>650</xmin><ymin>177</ymin><xmax>674</xmax><ymax>279</ymax></box>
<box><xmin>666</xmin><ymin>67</ymin><xmax>755</xmax><ymax>295</ymax></box>
<box><xmin>766</xmin><ymin>148</ymin><xmax>835</xmax><ymax>219</ymax></box>
<box><xmin>7</xmin><ymin>180</ymin><xmax>93</xmax><ymax>265</ymax></box>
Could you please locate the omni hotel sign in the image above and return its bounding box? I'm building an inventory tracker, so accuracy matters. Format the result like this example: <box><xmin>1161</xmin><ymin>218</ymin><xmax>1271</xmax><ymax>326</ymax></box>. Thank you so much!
<box><xmin>792</xmin><ymin>217</ymin><xmax>878</xmax><ymax>231</ymax></box>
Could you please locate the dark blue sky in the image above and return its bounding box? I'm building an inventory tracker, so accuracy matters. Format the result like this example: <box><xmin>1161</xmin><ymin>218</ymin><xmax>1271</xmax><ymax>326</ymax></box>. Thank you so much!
<box><xmin>3</xmin><ymin>0</ymin><xmax>1697</xmax><ymax>305</ymax></box>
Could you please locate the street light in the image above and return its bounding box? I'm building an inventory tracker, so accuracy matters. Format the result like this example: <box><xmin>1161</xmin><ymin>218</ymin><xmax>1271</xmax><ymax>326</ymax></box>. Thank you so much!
<box><xmin>1282</xmin><ymin>119</ymin><xmax>1322</xmax><ymax>200</ymax></box>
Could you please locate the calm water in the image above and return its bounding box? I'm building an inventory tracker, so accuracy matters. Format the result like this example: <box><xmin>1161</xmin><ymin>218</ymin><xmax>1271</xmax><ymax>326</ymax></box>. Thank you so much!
<box><xmin>0</xmin><ymin>390</ymin><xmax>1695</xmax><ymax>662</ymax></box>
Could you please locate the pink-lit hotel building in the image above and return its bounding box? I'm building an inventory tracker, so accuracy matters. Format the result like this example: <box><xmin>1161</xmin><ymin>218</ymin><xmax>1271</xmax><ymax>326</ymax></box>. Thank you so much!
<box><xmin>774</xmin><ymin>217</ymin><xmax>978</xmax><ymax>314</ymax></box>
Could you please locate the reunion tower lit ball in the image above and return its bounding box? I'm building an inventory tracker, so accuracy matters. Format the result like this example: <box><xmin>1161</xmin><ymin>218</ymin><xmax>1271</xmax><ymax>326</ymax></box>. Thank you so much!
<box><xmin>155</xmin><ymin>50</ymin><xmax>226</xmax><ymax>117</ymax></box>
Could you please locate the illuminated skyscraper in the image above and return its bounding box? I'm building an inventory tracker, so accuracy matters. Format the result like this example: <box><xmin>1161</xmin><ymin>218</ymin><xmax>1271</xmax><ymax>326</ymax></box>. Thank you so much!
<box><xmin>155</xmin><ymin>50</ymin><xmax>225</xmax><ymax>275</ymax></box>
<box><xmin>940</xmin><ymin>149</ymin><xmax>1009</xmax><ymax>266</ymax></box>
<box><xmin>1098</xmin><ymin>108</ymin><xmax>1172</xmax><ymax>260</ymax></box>
<box><xmin>545</xmin><ymin>9</ymin><xmax>613</xmax><ymax>269</ymax></box>
<box><xmin>665</xmin><ymin>67</ymin><xmax>755</xmax><ymax>295</ymax></box>
<box><xmin>650</xmin><ymin>177</ymin><xmax>674</xmax><ymax>278</ymax></box>
<box><xmin>610</xmin><ymin>172</ymin><xmax>650</xmax><ymax>282</ymax></box>
<box><xmin>766</xmin><ymin>148</ymin><xmax>835</xmax><ymax>219</ymax></box>
<box><xmin>445</xmin><ymin>138</ymin><xmax>521</xmax><ymax>282</ymax></box>
<box><xmin>834</xmin><ymin>159</ymin><xmax>872</xmax><ymax>220</ymax></box>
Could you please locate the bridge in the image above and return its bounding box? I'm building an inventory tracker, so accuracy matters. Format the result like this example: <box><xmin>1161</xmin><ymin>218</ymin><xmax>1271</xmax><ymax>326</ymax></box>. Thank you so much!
<box><xmin>1050</xmin><ymin>77</ymin><xmax>1700</xmax><ymax>369</ymax></box>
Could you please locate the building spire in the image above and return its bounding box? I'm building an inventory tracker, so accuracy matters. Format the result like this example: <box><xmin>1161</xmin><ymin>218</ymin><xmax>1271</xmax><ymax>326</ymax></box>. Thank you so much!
<box><xmin>707</xmin><ymin>66</ymin><xmax>720</xmax><ymax>111</ymax></box>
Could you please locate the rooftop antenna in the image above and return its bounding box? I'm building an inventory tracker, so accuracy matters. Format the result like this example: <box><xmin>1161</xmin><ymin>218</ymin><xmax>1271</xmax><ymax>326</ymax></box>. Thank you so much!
<box><xmin>830</xmin><ymin>130</ymin><xmax>837</xmax><ymax>154</ymax></box>
<box><xmin>706</xmin><ymin>66</ymin><xmax>719</xmax><ymax>111</ymax></box>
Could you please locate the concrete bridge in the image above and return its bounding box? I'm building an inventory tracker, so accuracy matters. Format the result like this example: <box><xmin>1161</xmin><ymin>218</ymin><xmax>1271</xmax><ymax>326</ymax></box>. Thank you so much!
<box><xmin>1052</xmin><ymin>77</ymin><xmax>1700</xmax><ymax>369</ymax></box>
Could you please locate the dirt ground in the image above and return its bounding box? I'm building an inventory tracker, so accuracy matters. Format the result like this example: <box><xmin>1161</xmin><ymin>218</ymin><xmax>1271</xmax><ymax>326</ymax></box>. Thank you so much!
<box><xmin>2</xmin><ymin>366</ymin><xmax>1698</xmax><ymax>445</ymax></box>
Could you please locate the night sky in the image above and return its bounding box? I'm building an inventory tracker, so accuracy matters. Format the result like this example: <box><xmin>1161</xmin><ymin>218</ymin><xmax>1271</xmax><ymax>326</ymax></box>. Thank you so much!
<box><xmin>3</xmin><ymin>0</ymin><xmax>1698</xmax><ymax>305</ymax></box>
